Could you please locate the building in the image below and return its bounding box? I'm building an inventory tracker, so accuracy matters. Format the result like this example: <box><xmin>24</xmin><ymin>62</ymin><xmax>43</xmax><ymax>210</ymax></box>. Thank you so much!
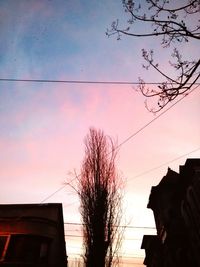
<box><xmin>0</xmin><ymin>203</ymin><xmax>68</xmax><ymax>266</ymax></box>
<box><xmin>180</xmin><ymin>159</ymin><xmax>200</xmax><ymax>266</ymax></box>
<box><xmin>141</xmin><ymin>235</ymin><xmax>162</xmax><ymax>267</ymax></box>
<box><xmin>141</xmin><ymin>159</ymin><xmax>200</xmax><ymax>267</ymax></box>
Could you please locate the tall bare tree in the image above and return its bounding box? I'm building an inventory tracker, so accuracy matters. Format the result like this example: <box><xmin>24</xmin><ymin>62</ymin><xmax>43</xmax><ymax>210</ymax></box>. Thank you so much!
<box><xmin>107</xmin><ymin>0</ymin><xmax>200</xmax><ymax>112</ymax></box>
<box><xmin>78</xmin><ymin>128</ymin><xmax>123</xmax><ymax>267</ymax></box>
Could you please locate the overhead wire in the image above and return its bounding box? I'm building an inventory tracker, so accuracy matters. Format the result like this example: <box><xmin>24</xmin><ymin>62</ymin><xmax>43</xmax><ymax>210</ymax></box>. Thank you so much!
<box><xmin>128</xmin><ymin>146</ymin><xmax>200</xmax><ymax>182</ymax></box>
<box><xmin>0</xmin><ymin>78</ymin><xmax>158</xmax><ymax>84</ymax></box>
<box><xmin>114</xmin><ymin>85</ymin><xmax>199</xmax><ymax>150</ymax></box>
<box><xmin>40</xmin><ymin>144</ymin><xmax>200</xmax><ymax>203</ymax></box>
<box><xmin>40</xmin><ymin>84</ymin><xmax>199</xmax><ymax>203</ymax></box>
<box><xmin>64</xmin><ymin>222</ymin><xmax>155</xmax><ymax>229</ymax></box>
<box><xmin>40</xmin><ymin>184</ymin><xmax>66</xmax><ymax>203</ymax></box>
<box><xmin>0</xmin><ymin>77</ymin><xmax>200</xmax><ymax>85</ymax></box>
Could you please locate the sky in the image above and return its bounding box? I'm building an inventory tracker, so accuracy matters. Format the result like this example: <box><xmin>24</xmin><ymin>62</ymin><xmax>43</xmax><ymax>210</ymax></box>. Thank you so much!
<box><xmin>0</xmin><ymin>0</ymin><xmax>200</xmax><ymax>266</ymax></box>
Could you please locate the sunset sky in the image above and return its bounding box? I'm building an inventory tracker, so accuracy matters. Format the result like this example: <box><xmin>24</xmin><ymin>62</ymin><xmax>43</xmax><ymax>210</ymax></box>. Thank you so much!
<box><xmin>0</xmin><ymin>1</ymin><xmax>200</xmax><ymax>266</ymax></box>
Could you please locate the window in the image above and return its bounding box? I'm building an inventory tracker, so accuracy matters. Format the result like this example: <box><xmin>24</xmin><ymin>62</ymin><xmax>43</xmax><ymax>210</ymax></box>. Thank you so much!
<box><xmin>0</xmin><ymin>236</ymin><xmax>9</xmax><ymax>260</ymax></box>
<box><xmin>161</xmin><ymin>230</ymin><xmax>167</xmax><ymax>244</ymax></box>
<box><xmin>5</xmin><ymin>235</ymin><xmax>51</xmax><ymax>264</ymax></box>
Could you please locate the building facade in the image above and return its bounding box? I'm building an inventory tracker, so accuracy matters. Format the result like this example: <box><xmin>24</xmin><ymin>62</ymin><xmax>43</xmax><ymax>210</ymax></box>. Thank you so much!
<box><xmin>141</xmin><ymin>159</ymin><xmax>200</xmax><ymax>267</ymax></box>
<box><xmin>0</xmin><ymin>203</ymin><xmax>67</xmax><ymax>267</ymax></box>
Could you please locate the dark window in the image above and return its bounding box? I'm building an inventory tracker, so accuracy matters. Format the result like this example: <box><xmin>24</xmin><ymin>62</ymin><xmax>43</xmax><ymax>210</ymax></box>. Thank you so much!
<box><xmin>5</xmin><ymin>235</ymin><xmax>50</xmax><ymax>264</ymax></box>
<box><xmin>0</xmin><ymin>236</ymin><xmax>8</xmax><ymax>259</ymax></box>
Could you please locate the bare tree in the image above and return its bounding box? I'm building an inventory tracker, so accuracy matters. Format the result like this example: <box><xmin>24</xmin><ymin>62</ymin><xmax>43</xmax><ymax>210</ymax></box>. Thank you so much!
<box><xmin>78</xmin><ymin>128</ymin><xmax>123</xmax><ymax>267</ymax></box>
<box><xmin>107</xmin><ymin>0</ymin><xmax>200</xmax><ymax>112</ymax></box>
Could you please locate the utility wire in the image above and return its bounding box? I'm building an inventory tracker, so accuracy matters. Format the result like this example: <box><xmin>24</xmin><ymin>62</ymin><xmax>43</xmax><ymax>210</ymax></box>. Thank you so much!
<box><xmin>0</xmin><ymin>78</ymin><xmax>158</xmax><ymax>85</ymax></box>
<box><xmin>40</xmin><ymin>184</ymin><xmax>66</xmax><ymax>203</ymax></box>
<box><xmin>65</xmin><ymin>234</ymin><xmax>144</xmax><ymax>241</ymax></box>
<box><xmin>0</xmin><ymin>77</ymin><xmax>200</xmax><ymax>85</ymax></box>
<box><xmin>64</xmin><ymin>222</ymin><xmax>155</xmax><ymax>229</ymax></box>
<box><xmin>114</xmin><ymin>85</ymin><xmax>199</xmax><ymax>150</ymax></box>
<box><xmin>128</xmin><ymin>146</ymin><xmax>200</xmax><ymax>182</ymax></box>
<box><xmin>40</xmin><ymin>85</ymin><xmax>199</xmax><ymax>203</ymax></box>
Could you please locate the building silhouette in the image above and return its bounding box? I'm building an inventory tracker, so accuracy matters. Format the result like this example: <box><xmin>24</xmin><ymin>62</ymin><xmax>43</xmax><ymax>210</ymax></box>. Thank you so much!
<box><xmin>141</xmin><ymin>158</ymin><xmax>200</xmax><ymax>267</ymax></box>
<box><xmin>0</xmin><ymin>203</ymin><xmax>67</xmax><ymax>266</ymax></box>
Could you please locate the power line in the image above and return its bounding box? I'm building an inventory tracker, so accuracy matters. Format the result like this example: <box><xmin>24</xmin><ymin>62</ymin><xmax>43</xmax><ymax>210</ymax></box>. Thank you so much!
<box><xmin>40</xmin><ymin>85</ymin><xmax>199</xmax><ymax>203</ymax></box>
<box><xmin>65</xmin><ymin>234</ymin><xmax>146</xmax><ymax>242</ymax></box>
<box><xmin>0</xmin><ymin>78</ymin><xmax>155</xmax><ymax>85</ymax></box>
<box><xmin>64</xmin><ymin>222</ymin><xmax>155</xmax><ymax>229</ymax></box>
<box><xmin>114</xmin><ymin>85</ymin><xmax>199</xmax><ymax>150</ymax></box>
<box><xmin>128</xmin><ymin>146</ymin><xmax>200</xmax><ymax>182</ymax></box>
<box><xmin>0</xmin><ymin>77</ymin><xmax>200</xmax><ymax>85</ymax></box>
<box><xmin>65</xmin><ymin>234</ymin><xmax>83</xmax><ymax>238</ymax></box>
<box><xmin>40</xmin><ymin>184</ymin><xmax>66</xmax><ymax>203</ymax></box>
<box><xmin>40</xmin><ymin>145</ymin><xmax>200</xmax><ymax>202</ymax></box>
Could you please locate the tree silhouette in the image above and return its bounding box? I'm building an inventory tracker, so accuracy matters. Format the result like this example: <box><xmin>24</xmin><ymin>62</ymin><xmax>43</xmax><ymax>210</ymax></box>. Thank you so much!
<box><xmin>107</xmin><ymin>0</ymin><xmax>200</xmax><ymax>112</ymax></box>
<box><xmin>78</xmin><ymin>128</ymin><xmax>123</xmax><ymax>267</ymax></box>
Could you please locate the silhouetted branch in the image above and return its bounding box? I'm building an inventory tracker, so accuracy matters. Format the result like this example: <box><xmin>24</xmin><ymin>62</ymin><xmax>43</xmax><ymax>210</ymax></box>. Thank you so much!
<box><xmin>107</xmin><ymin>0</ymin><xmax>200</xmax><ymax>112</ymax></box>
